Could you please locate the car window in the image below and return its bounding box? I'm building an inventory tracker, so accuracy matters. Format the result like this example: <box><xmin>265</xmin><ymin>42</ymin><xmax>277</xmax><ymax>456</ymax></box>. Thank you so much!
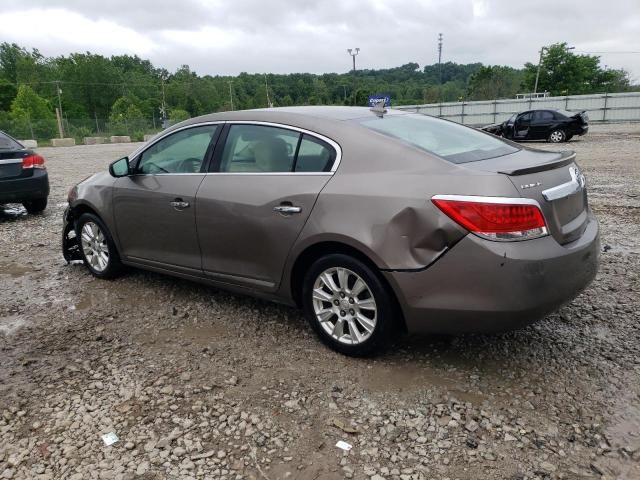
<box><xmin>357</xmin><ymin>113</ymin><xmax>519</xmax><ymax>164</ymax></box>
<box><xmin>534</xmin><ymin>111</ymin><xmax>554</xmax><ymax>121</ymax></box>
<box><xmin>0</xmin><ymin>132</ymin><xmax>23</xmax><ymax>150</ymax></box>
<box><xmin>137</xmin><ymin>125</ymin><xmax>218</xmax><ymax>174</ymax></box>
<box><xmin>294</xmin><ymin>134</ymin><xmax>336</xmax><ymax>172</ymax></box>
<box><xmin>220</xmin><ymin>125</ymin><xmax>300</xmax><ymax>173</ymax></box>
<box><xmin>518</xmin><ymin>112</ymin><xmax>533</xmax><ymax>123</ymax></box>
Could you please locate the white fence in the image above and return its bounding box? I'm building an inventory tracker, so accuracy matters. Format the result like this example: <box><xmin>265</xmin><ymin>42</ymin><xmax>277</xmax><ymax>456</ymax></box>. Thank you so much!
<box><xmin>397</xmin><ymin>92</ymin><xmax>640</xmax><ymax>126</ymax></box>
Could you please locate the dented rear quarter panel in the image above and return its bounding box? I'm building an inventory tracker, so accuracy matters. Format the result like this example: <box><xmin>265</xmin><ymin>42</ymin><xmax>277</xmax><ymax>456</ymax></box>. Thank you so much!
<box><xmin>286</xmin><ymin>127</ymin><xmax>523</xmax><ymax>273</ymax></box>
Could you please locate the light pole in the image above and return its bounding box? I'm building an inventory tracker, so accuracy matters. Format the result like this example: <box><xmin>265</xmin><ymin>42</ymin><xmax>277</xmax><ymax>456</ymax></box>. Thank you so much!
<box><xmin>228</xmin><ymin>81</ymin><xmax>234</xmax><ymax>111</ymax></box>
<box><xmin>534</xmin><ymin>45</ymin><xmax>574</xmax><ymax>94</ymax></box>
<box><xmin>347</xmin><ymin>48</ymin><xmax>360</xmax><ymax>105</ymax></box>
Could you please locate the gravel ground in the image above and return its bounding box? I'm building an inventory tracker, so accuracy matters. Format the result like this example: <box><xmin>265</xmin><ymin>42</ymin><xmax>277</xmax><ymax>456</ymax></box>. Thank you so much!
<box><xmin>1</xmin><ymin>125</ymin><xmax>639</xmax><ymax>480</ymax></box>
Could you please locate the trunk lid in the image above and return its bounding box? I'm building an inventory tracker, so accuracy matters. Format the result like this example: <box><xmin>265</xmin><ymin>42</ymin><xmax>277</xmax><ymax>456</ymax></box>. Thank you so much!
<box><xmin>464</xmin><ymin>148</ymin><xmax>589</xmax><ymax>245</ymax></box>
<box><xmin>0</xmin><ymin>150</ymin><xmax>30</xmax><ymax>180</ymax></box>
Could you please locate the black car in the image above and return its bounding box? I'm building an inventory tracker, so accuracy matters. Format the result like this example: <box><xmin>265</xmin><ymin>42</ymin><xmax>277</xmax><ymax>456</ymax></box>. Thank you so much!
<box><xmin>482</xmin><ymin>109</ymin><xmax>589</xmax><ymax>143</ymax></box>
<box><xmin>0</xmin><ymin>131</ymin><xmax>49</xmax><ymax>213</ymax></box>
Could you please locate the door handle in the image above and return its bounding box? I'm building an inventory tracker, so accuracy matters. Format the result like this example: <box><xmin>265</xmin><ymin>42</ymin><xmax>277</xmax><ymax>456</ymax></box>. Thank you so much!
<box><xmin>274</xmin><ymin>205</ymin><xmax>302</xmax><ymax>215</ymax></box>
<box><xmin>170</xmin><ymin>199</ymin><xmax>190</xmax><ymax>210</ymax></box>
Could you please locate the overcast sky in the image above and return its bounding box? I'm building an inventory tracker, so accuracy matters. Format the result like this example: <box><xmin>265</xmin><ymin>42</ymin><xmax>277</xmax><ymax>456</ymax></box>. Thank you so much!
<box><xmin>1</xmin><ymin>0</ymin><xmax>639</xmax><ymax>82</ymax></box>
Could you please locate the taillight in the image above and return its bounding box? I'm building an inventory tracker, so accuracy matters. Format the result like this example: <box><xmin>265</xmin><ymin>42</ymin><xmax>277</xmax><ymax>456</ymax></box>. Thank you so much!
<box><xmin>432</xmin><ymin>195</ymin><xmax>548</xmax><ymax>241</ymax></box>
<box><xmin>22</xmin><ymin>154</ymin><xmax>46</xmax><ymax>170</ymax></box>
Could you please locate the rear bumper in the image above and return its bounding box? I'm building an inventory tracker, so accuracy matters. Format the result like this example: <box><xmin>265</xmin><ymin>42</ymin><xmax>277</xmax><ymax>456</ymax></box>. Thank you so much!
<box><xmin>384</xmin><ymin>213</ymin><xmax>600</xmax><ymax>334</ymax></box>
<box><xmin>0</xmin><ymin>170</ymin><xmax>49</xmax><ymax>203</ymax></box>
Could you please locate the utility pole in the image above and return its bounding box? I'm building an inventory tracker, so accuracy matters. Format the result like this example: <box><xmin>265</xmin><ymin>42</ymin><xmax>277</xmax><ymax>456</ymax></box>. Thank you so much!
<box><xmin>160</xmin><ymin>78</ymin><xmax>167</xmax><ymax>125</ymax></box>
<box><xmin>228</xmin><ymin>81</ymin><xmax>234</xmax><ymax>111</ymax></box>
<box><xmin>438</xmin><ymin>33</ymin><xmax>443</xmax><ymax>84</ymax></box>
<box><xmin>264</xmin><ymin>74</ymin><xmax>272</xmax><ymax>108</ymax></box>
<box><xmin>55</xmin><ymin>81</ymin><xmax>64</xmax><ymax>138</ymax></box>
<box><xmin>347</xmin><ymin>48</ymin><xmax>360</xmax><ymax>105</ymax></box>
<box><xmin>533</xmin><ymin>47</ymin><xmax>546</xmax><ymax>94</ymax></box>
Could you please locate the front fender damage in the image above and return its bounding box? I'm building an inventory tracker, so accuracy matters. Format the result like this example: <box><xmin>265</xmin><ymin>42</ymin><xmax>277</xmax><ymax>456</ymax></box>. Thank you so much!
<box><xmin>62</xmin><ymin>208</ymin><xmax>83</xmax><ymax>263</ymax></box>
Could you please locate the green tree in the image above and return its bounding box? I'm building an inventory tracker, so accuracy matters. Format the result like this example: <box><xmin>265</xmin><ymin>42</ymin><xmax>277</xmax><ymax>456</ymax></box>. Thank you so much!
<box><xmin>522</xmin><ymin>43</ymin><xmax>630</xmax><ymax>95</ymax></box>
<box><xmin>169</xmin><ymin>108</ymin><xmax>190</xmax><ymax>123</ymax></box>
<box><xmin>467</xmin><ymin>66</ymin><xmax>524</xmax><ymax>100</ymax></box>
<box><xmin>0</xmin><ymin>78</ymin><xmax>17</xmax><ymax>111</ymax></box>
<box><xmin>109</xmin><ymin>96</ymin><xmax>147</xmax><ymax>135</ymax></box>
<box><xmin>10</xmin><ymin>85</ymin><xmax>56</xmax><ymax>139</ymax></box>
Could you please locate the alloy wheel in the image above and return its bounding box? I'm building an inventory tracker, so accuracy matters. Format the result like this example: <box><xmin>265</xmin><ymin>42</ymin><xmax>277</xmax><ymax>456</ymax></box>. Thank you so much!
<box><xmin>80</xmin><ymin>221</ymin><xmax>110</xmax><ymax>272</ymax></box>
<box><xmin>311</xmin><ymin>267</ymin><xmax>377</xmax><ymax>345</ymax></box>
<box><xmin>549</xmin><ymin>130</ymin><xmax>565</xmax><ymax>143</ymax></box>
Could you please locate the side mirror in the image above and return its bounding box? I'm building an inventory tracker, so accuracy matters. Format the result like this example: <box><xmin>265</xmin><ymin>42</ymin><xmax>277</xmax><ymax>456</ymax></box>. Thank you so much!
<box><xmin>109</xmin><ymin>157</ymin><xmax>130</xmax><ymax>177</ymax></box>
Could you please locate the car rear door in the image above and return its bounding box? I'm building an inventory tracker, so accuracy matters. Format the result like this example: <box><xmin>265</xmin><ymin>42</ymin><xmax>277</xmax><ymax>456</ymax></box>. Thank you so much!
<box><xmin>530</xmin><ymin>110</ymin><xmax>555</xmax><ymax>140</ymax></box>
<box><xmin>195</xmin><ymin>123</ymin><xmax>339</xmax><ymax>291</ymax></box>
<box><xmin>112</xmin><ymin>124</ymin><xmax>221</xmax><ymax>272</ymax></box>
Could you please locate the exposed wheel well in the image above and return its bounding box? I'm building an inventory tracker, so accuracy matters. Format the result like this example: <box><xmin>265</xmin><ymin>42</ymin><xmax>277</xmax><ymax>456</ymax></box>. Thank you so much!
<box><xmin>290</xmin><ymin>241</ymin><xmax>407</xmax><ymax>332</ymax></box>
<box><xmin>71</xmin><ymin>203</ymin><xmax>100</xmax><ymax>222</ymax></box>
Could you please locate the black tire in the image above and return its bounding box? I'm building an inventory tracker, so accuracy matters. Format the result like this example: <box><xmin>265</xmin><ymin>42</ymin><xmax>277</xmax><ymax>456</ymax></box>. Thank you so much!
<box><xmin>548</xmin><ymin>129</ymin><xmax>567</xmax><ymax>143</ymax></box>
<box><xmin>23</xmin><ymin>197</ymin><xmax>47</xmax><ymax>214</ymax></box>
<box><xmin>75</xmin><ymin>212</ymin><xmax>123</xmax><ymax>279</ymax></box>
<box><xmin>302</xmin><ymin>254</ymin><xmax>396</xmax><ymax>356</ymax></box>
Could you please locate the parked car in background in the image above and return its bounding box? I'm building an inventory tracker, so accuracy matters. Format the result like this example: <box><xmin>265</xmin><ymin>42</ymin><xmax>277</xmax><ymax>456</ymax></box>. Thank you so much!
<box><xmin>62</xmin><ymin>107</ymin><xmax>599</xmax><ymax>356</ymax></box>
<box><xmin>482</xmin><ymin>109</ymin><xmax>589</xmax><ymax>143</ymax></box>
<box><xmin>0</xmin><ymin>131</ymin><xmax>49</xmax><ymax>213</ymax></box>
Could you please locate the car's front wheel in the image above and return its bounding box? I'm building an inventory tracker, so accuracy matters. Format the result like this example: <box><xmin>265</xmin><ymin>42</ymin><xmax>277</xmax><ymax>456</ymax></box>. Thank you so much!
<box><xmin>302</xmin><ymin>254</ymin><xmax>396</xmax><ymax>356</ymax></box>
<box><xmin>548</xmin><ymin>129</ymin><xmax>566</xmax><ymax>143</ymax></box>
<box><xmin>23</xmin><ymin>198</ymin><xmax>47</xmax><ymax>214</ymax></box>
<box><xmin>75</xmin><ymin>213</ymin><xmax>123</xmax><ymax>279</ymax></box>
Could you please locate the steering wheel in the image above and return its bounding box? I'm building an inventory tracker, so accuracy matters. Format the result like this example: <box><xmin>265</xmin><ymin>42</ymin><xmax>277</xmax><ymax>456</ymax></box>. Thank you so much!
<box><xmin>144</xmin><ymin>161</ymin><xmax>169</xmax><ymax>173</ymax></box>
<box><xmin>178</xmin><ymin>157</ymin><xmax>202</xmax><ymax>173</ymax></box>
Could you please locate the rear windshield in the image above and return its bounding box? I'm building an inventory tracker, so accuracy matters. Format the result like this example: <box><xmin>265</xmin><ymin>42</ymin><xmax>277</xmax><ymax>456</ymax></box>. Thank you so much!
<box><xmin>357</xmin><ymin>113</ymin><xmax>519</xmax><ymax>163</ymax></box>
<box><xmin>0</xmin><ymin>132</ymin><xmax>23</xmax><ymax>150</ymax></box>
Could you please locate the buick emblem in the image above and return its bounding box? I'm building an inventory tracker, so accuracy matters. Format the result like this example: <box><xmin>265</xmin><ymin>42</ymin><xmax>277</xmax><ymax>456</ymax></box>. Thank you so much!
<box><xmin>570</xmin><ymin>166</ymin><xmax>586</xmax><ymax>189</ymax></box>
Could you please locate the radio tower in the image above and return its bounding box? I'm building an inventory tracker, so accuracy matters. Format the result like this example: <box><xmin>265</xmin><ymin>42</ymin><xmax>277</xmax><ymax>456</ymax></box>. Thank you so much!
<box><xmin>438</xmin><ymin>33</ymin><xmax>443</xmax><ymax>84</ymax></box>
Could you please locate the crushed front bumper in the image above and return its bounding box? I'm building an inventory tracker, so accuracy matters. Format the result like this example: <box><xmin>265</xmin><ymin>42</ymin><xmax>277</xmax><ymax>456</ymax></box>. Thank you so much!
<box><xmin>62</xmin><ymin>206</ymin><xmax>82</xmax><ymax>263</ymax></box>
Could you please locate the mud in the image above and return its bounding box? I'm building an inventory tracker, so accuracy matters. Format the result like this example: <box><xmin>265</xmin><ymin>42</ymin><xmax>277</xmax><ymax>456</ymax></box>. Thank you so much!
<box><xmin>0</xmin><ymin>125</ymin><xmax>639</xmax><ymax>479</ymax></box>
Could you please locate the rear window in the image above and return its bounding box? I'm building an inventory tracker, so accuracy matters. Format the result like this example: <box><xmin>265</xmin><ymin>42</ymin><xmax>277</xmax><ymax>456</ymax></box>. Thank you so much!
<box><xmin>357</xmin><ymin>113</ymin><xmax>519</xmax><ymax>164</ymax></box>
<box><xmin>0</xmin><ymin>132</ymin><xmax>23</xmax><ymax>150</ymax></box>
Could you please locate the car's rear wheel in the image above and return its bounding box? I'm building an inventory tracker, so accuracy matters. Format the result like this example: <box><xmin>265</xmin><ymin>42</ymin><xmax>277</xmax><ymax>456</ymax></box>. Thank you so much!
<box><xmin>302</xmin><ymin>254</ymin><xmax>395</xmax><ymax>356</ymax></box>
<box><xmin>75</xmin><ymin>213</ymin><xmax>123</xmax><ymax>279</ymax></box>
<box><xmin>23</xmin><ymin>198</ymin><xmax>47</xmax><ymax>214</ymax></box>
<box><xmin>548</xmin><ymin>129</ymin><xmax>566</xmax><ymax>143</ymax></box>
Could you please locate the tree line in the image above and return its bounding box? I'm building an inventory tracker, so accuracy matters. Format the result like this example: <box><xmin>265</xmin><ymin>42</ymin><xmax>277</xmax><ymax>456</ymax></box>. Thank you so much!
<box><xmin>0</xmin><ymin>42</ymin><xmax>633</xmax><ymax>141</ymax></box>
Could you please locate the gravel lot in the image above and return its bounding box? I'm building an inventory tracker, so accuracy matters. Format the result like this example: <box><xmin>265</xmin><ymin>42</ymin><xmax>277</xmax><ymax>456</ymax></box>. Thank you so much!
<box><xmin>1</xmin><ymin>124</ymin><xmax>639</xmax><ymax>480</ymax></box>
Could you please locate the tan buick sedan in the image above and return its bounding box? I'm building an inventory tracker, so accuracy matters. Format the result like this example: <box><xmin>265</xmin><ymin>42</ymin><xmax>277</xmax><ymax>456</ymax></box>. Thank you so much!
<box><xmin>63</xmin><ymin>107</ymin><xmax>599</xmax><ymax>356</ymax></box>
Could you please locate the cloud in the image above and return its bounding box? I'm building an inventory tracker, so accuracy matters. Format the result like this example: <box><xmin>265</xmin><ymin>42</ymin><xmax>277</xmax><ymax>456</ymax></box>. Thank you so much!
<box><xmin>0</xmin><ymin>0</ymin><xmax>638</xmax><ymax>80</ymax></box>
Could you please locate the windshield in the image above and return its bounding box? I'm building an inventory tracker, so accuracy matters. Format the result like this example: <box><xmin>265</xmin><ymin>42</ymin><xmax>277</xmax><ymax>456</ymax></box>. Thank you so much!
<box><xmin>357</xmin><ymin>113</ymin><xmax>519</xmax><ymax>164</ymax></box>
<box><xmin>0</xmin><ymin>132</ymin><xmax>23</xmax><ymax>150</ymax></box>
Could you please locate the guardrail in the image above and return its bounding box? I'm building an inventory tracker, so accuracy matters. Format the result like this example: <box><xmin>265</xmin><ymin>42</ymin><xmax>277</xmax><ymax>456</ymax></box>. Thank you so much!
<box><xmin>397</xmin><ymin>92</ymin><xmax>640</xmax><ymax>126</ymax></box>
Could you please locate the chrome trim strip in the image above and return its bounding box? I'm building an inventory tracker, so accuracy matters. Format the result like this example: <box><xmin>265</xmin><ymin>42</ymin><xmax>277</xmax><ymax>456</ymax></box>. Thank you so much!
<box><xmin>431</xmin><ymin>194</ymin><xmax>543</xmax><ymax>209</ymax></box>
<box><xmin>130</xmin><ymin>172</ymin><xmax>332</xmax><ymax>177</ymax></box>
<box><xmin>541</xmin><ymin>166</ymin><xmax>584</xmax><ymax>201</ymax></box>
<box><xmin>224</xmin><ymin>120</ymin><xmax>342</xmax><ymax>173</ymax></box>
<box><xmin>0</xmin><ymin>159</ymin><xmax>22</xmax><ymax>165</ymax></box>
<box><xmin>128</xmin><ymin>119</ymin><xmax>342</xmax><ymax>175</ymax></box>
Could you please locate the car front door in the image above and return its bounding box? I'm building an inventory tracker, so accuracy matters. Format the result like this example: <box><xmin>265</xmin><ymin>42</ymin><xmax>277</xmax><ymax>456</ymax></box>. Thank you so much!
<box><xmin>112</xmin><ymin>124</ymin><xmax>221</xmax><ymax>273</ymax></box>
<box><xmin>195</xmin><ymin>123</ymin><xmax>338</xmax><ymax>291</ymax></box>
<box><xmin>513</xmin><ymin>111</ymin><xmax>533</xmax><ymax>140</ymax></box>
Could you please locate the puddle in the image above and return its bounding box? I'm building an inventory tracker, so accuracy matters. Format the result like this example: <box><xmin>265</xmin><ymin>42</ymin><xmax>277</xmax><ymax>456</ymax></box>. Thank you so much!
<box><xmin>0</xmin><ymin>261</ymin><xmax>32</xmax><ymax>278</ymax></box>
<box><xmin>0</xmin><ymin>315</ymin><xmax>27</xmax><ymax>335</ymax></box>
<box><xmin>359</xmin><ymin>363</ymin><xmax>485</xmax><ymax>403</ymax></box>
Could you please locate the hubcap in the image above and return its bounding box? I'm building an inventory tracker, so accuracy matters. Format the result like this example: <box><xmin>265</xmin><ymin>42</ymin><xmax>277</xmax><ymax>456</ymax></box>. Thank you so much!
<box><xmin>550</xmin><ymin>131</ymin><xmax>563</xmax><ymax>142</ymax></box>
<box><xmin>80</xmin><ymin>221</ymin><xmax>110</xmax><ymax>272</ymax></box>
<box><xmin>311</xmin><ymin>267</ymin><xmax>377</xmax><ymax>345</ymax></box>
